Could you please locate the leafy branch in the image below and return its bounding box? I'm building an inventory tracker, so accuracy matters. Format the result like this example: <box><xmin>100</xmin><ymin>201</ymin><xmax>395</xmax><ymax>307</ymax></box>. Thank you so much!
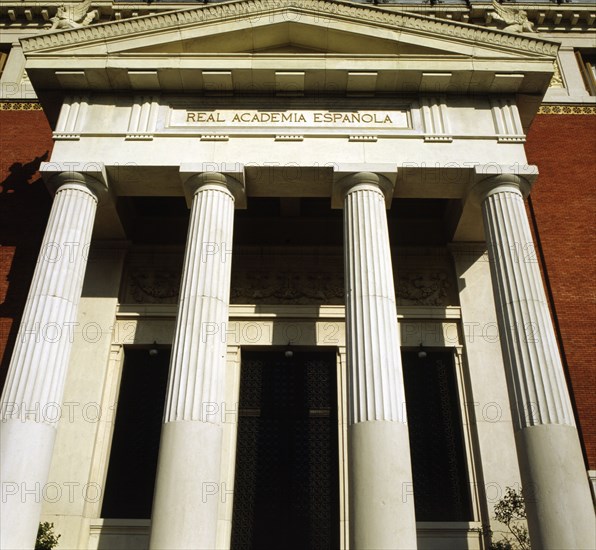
<box><xmin>36</xmin><ymin>522</ymin><xmax>61</xmax><ymax>550</ymax></box>
<box><xmin>488</xmin><ymin>487</ymin><xmax>531</xmax><ymax>550</ymax></box>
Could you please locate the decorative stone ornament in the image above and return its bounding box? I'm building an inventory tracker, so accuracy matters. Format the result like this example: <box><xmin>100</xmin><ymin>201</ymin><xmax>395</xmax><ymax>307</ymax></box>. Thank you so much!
<box><xmin>491</xmin><ymin>0</ymin><xmax>536</xmax><ymax>34</ymax></box>
<box><xmin>47</xmin><ymin>0</ymin><xmax>99</xmax><ymax>31</ymax></box>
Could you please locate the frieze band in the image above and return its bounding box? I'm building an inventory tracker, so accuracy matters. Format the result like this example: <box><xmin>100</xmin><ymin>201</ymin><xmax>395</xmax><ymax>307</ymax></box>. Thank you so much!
<box><xmin>538</xmin><ymin>105</ymin><xmax>596</xmax><ymax>115</ymax></box>
<box><xmin>0</xmin><ymin>102</ymin><xmax>43</xmax><ymax>111</ymax></box>
<box><xmin>124</xmin><ymin>266</ymin><xmax>454</xmax><ymax>307</ymax></box>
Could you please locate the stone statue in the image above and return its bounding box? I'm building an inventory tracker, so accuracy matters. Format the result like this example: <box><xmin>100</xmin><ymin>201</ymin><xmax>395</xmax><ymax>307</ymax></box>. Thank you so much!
<box><xmin>491</xmin><ymin>0</ymin><xmax>535</xmax><ymax>33</ymax></box>
<box><xmin>47</xmin><ymin>0</ymin><xmax>98</xmax><ymax>30</ymax></box>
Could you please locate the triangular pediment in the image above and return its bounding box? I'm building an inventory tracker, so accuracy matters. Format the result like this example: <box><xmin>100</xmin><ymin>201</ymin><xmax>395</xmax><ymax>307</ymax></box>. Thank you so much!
<box><xmin>22</xmin><ymin>0</ymin><xmax>558</xmax><ymax>58</ymax></box>
<box><xmin>21</xmin><ymin>0</ymin><xmax>558</xmax><ymax>97</ymax></box>
<box><xmin>124</xmin><ymin>20</ymin><xmax>453</xmax><ymax>57</ymax></box>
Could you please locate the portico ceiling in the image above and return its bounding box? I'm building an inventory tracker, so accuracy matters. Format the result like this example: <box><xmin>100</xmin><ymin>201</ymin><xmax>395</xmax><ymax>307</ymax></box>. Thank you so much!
<box><xmin>21</xmin><ymin>0</ymin><xmax>558</xmax><ymax>102</ymax></box>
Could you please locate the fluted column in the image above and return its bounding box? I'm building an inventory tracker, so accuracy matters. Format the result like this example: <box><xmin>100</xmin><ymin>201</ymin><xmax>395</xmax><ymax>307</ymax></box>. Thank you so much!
<box><xmin>150</xmin><ymin>172</ymin><xmax>240</xmax><ymax>550</ymax></box>
<box><xmin>341</xmin><ymin>172</ymin><xmax>417</xmax><ymax>549</ymax></box>
<box><xmin>473</xmin><ymin>174</ymin><xmax>595</xmax><ymax>549</ymax></box>
<box><xmin>0</xmin><ymin>169</ymin><xmax>106</xmax><ymax>550</ymax></box>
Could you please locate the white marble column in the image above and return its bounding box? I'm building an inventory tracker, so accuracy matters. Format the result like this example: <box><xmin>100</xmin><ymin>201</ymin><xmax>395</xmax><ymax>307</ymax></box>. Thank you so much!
<box><xmin>0</xmin><ymin>168</ymin><xmax>106</xmax><ymax>550</ymax></box>
<box><xmin>473</xmin><ymin>174</ymin><xmax>596</xmax><ymax>549</ymax></box>
<box><xmin>341</xmin><ymin>172</ymin><xmax>417</xmax><ymax>549</ymax></box>
<box><xmin>149</xmin><ymin>172</ymin><xmax>241</xmax><ymax>550</ymax></box>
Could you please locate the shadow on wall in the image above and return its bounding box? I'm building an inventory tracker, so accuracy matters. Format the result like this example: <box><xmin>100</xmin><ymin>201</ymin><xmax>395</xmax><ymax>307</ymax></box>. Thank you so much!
<box><xmin>0</xmin><ymin>150</ymin><xmax>51</xmax><ymax>391</ymax></box>
<box><xmin>0</xmin><ymin>151</ymin><xmax>49</xmax><ymax>194</ymax></box>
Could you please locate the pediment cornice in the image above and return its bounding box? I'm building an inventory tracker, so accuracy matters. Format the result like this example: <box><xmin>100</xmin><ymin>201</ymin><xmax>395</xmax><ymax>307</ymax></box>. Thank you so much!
<box><xmin>21</xmin><ymin>0</ymin><xmax>559</xmax><ymax>57</ymax></box>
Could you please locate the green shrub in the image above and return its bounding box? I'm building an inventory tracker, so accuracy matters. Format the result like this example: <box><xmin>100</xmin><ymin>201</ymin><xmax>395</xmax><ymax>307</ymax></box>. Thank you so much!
<box><xmin>35</xmin><ymin>522</ymin><xmax>60</xmax><ymax>550</ymax></box>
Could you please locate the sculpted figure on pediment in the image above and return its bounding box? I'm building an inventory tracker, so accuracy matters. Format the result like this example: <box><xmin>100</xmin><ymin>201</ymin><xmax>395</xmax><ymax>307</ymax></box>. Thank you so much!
<box><xmin>491</xmin><ymin>0</ymin><xmax>535</xmax><ymax>34</ymax></box>
<box><xmin>47</xmin><ymin>0</ymin><xmax>98</xmax><ymax>31</ymax></box>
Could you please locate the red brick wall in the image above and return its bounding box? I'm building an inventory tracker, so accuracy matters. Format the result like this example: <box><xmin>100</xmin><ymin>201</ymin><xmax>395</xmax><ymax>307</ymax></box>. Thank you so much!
<box><xmin>525</xmin><ymin>114</ymin><xmax>596</xmax><ymax>469</ymax></box>
<box><xmin>0</xmin><ymin>109</ymin><xmax>53</xmax><ymax>389</ymax></box>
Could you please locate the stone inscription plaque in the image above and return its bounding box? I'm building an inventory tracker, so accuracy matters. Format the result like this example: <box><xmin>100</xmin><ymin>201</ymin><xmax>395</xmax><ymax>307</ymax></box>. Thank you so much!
<box><xmin>167</xmin><ymin>107</ymin><xmax>411</xmax><ymax>133</ymax></box>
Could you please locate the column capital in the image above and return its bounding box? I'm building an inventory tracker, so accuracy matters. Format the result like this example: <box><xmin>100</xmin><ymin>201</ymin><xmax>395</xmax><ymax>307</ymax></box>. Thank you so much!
<box><xmin>40</xmin><ymin>161</ymin><xmax>108</xmax><ymax>202</ymax></box>
<box><xmin>332</xmin><ymin>164</ymin><xmax>397</xmax><ymax>209</ymax></box>
<box><xmin>469</xmin><ymin>173</ymin><xmax>533</xmax><ymax>205</ymax></box>
<box><xmin>180</xmin><ymin>163</ymin><xmax>246</xmax><ymax>209</ymax></box>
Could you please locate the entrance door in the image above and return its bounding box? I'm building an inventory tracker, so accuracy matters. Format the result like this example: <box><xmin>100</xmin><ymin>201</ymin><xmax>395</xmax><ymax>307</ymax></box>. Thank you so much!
<box><xmin>402</xmin><ymin>349</ymin><xmax>473</xmax><ymax>521</ymax></box>
<box><xmin>231</xmin><ymin>350</ymin><xmax>340</xmax><ymax>550</ymax></box>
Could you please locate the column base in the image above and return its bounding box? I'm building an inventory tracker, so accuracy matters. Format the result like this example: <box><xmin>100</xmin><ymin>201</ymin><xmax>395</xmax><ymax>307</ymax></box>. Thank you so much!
<box><xmin>149</xmin><ymin>421</ymin><xmax>223</xmax><ymax>550</ymax></box>
<box><xmin>516</xmin><ymin>424</ymin><xmax>596</xmax><ymax>550</ymax></box>
<box><xmin>349</xmin><ymin>421</ymin><xmax>417</xmax><ymax>550</ymax></box>
<box><xmin>1</xmin><ymin>419</ymin><xmax>57</xmax><ymax>550</ymax></box>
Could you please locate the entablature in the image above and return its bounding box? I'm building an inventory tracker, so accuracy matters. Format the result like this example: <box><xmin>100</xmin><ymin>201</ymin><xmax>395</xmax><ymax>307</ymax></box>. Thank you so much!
<box><xmin>16</xmin><ymin>0</ymin><xmax>561</xmax><ymax>129</ymax></box>
<box><xmin>47</xmin><ymin>94</ymin><xmax>531</xmax><ymax>194</ymax></box>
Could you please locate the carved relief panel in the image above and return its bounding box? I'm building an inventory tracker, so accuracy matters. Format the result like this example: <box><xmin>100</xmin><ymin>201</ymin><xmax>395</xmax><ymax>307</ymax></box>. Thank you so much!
<box><xmin>230</xmin><ymin>248</ymin><xmax>345</xmax><ymax>305</ymax></box>
<box><xmin>121</xmin><ymin>249</ymin><xmax>184</xmax><ymax>305</ymax></box>
<box><xmin>121</xmin><ymin>246</ymin><xmax>459</xmax><ymax>308</ymax></box>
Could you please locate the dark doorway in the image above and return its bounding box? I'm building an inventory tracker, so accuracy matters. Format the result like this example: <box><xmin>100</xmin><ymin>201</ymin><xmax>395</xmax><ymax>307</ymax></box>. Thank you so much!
<box><xmin>402</xmin><ymin>349</ymin><xmax>473</xmax><ymax>521</ymax></box>
<box><xmin>101</xmin><ymin>347</ymin><xmax>170</xmax><ymax>519</ymax></box>
<box><xmin>231</xmin><ymin>350</ymin><xmax>340</xmax><ymax>550</ymax></box>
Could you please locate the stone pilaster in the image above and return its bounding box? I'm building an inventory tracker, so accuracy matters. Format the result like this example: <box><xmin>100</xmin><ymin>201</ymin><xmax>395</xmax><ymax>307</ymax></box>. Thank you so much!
<box><xmin>340</xmin><ymin>172</ymin><xmax>417</xmax><ymax>549</ymax></box>
<box><xmin>473</xmin><ymin>173</ymin><xmax>595</xmax><ymax>549</ymax></box>
<box><xmin>0</xmin><ymin>168</ymin><xmax>106</xmax><ymax>550</ymax></box>
<box><xmin>149</xmin><ymin>171</ymin><xmax>242</xmax><ymax>550</ymax></box>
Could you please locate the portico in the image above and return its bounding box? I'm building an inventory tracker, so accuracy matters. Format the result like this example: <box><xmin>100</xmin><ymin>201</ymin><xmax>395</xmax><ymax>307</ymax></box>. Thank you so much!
<box><xmin>1</xmin><ymin>1</ymin><xmax>594</xmax><ymax>549</ymax></box>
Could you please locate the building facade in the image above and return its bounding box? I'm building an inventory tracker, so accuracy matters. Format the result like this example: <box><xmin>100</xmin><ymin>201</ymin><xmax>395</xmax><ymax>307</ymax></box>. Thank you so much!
<box><xmin>0</xmin><ymin>1</ymin><xmax>595</xmax><ymax>549</ymax></box>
